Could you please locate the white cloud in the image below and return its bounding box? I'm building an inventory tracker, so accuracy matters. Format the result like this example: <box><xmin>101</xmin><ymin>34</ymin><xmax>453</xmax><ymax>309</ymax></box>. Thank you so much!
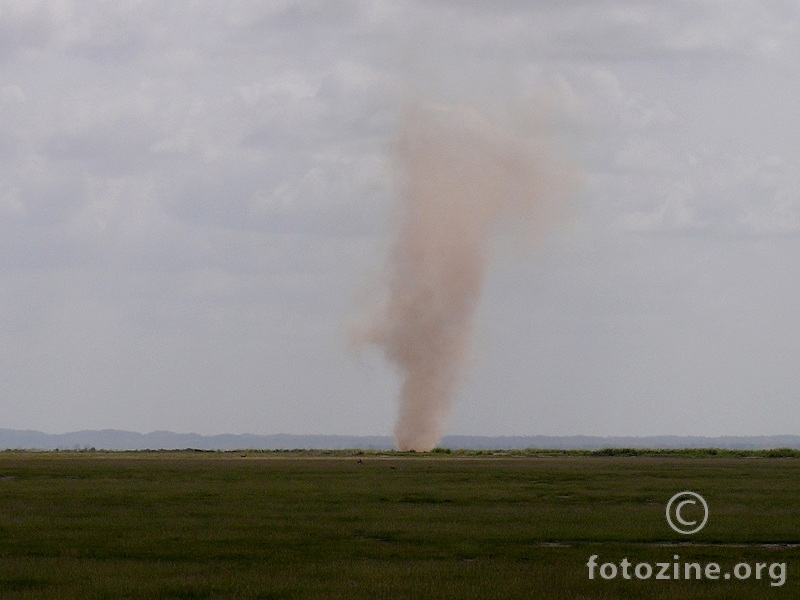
<box><xmin>1</xmin><ymin>1</ymin><xmax>799</xmax><ymax>437</ymax></box>
<box><xmin>616</xmin><ymin>150</ymin><xmax>800</xmax><ymax>237</ymax></box>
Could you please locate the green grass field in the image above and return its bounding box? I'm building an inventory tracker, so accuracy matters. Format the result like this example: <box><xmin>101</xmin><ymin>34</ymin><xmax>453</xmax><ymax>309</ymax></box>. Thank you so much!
<box><xmin>0</xmin><ymin>451</ymin><xmax>797</xmax><ymax>599</ymax></box>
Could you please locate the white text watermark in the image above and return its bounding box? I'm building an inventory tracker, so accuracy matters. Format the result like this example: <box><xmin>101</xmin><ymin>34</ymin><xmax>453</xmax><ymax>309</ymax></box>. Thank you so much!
<box><xmin>587</xmin><ymin>554</ymin><xmax>786</xmax><ymax>586</ymax></box>
<box><xmin>665</xmin><ymin>491</ymin><xmax>709</xmax><ymax>534</ymax></box>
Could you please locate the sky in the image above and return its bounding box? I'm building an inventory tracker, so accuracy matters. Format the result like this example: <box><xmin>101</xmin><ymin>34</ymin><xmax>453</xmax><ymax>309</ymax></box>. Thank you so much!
<box><xmin>1</xmin><ymin>0</ymin><xmax>799</xmax><ymax>438</ymax></box>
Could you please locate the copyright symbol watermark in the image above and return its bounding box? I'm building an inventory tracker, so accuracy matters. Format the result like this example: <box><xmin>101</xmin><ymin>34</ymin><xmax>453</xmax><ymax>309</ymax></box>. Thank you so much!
<box><xmin>666</xmin><ymin>491</ymin><xmax>709</xmax><ymax>535</ymax></box>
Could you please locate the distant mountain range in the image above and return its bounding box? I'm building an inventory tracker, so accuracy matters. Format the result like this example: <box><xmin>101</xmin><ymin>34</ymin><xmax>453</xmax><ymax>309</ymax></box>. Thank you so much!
<box><xmin>1</xmin><ymin>429</ymin><xmax>799</xmax><ymax>451</ymax></box>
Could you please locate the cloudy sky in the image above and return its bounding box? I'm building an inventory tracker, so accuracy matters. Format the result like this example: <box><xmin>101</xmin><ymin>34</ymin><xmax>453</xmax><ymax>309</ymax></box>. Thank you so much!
<box><xmin>1</xmin><ymin>1</ymin><xmax>799</xmax><ymax>438</ymax></box>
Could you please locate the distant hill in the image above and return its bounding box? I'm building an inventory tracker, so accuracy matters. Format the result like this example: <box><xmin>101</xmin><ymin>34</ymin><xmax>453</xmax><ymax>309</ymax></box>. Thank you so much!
<box><xmin>1</xmin><ymin>429</ymin><xmax>799</xmax><ymax>451</ymax></box>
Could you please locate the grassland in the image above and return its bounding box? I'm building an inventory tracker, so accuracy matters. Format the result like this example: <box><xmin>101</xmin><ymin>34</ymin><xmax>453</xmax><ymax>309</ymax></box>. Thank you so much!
<box><xmin>0</xmin><ymin>450</ymin><xmax>797</xmax><ymax>599</ymax></box>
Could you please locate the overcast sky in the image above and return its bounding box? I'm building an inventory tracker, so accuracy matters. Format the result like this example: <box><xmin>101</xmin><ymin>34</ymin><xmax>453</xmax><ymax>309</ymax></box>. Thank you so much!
<box><xmin>1</xmin><ymin>1</ymin><xmax>799</xmax><ymax>438</ymax></box>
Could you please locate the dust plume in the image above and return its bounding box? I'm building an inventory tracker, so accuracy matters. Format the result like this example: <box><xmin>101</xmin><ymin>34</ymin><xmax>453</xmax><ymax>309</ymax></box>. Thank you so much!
<box><xmin>359</xmin><ymin>103</ymin><xmax>573</xmax><ymax>451</ymax></box>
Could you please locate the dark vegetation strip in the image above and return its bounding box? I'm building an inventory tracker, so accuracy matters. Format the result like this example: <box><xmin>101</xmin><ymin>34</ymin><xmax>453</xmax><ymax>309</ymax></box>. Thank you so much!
<box><xmin>4</xmin><ymin>447</ymin><xmax>800</xmax><ymax>457</ymax></box>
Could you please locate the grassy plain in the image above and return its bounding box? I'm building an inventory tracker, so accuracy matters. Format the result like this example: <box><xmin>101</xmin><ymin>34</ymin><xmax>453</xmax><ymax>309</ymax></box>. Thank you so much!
<box><xmin>0</xmin><ymin>450</ymin><xmax>797</xmax><ymax>599</ymax></box>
